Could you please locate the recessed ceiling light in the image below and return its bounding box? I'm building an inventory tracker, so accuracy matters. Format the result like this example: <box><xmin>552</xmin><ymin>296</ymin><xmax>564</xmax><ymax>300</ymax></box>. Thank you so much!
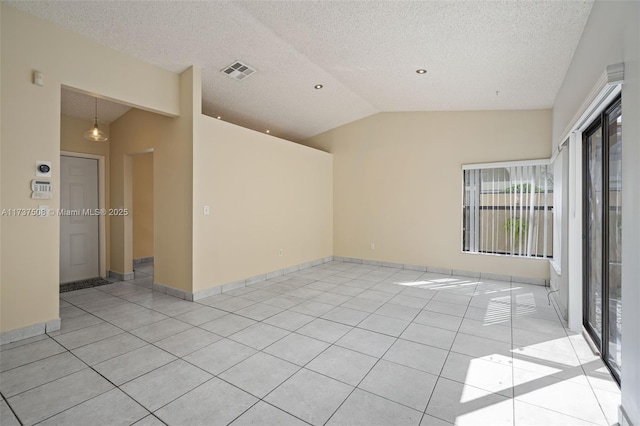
<box><xmin>266</xmin><ymin>130</ymin><xmax>270</xmax><ymax>134</ymax></box>
<box><xmin>314</xmin><ymin>84</ymin><xmax>323</xmax><ymax>89</ymax></box>
<box><xmin>416</xmin><ymin>69</ymin><xmax>427</xmax><ymax>74</ymax></box>
<box><xmin>217</xmin><ymin>116</ymin><xmax>221</xmax><ymax>119</ymax></box>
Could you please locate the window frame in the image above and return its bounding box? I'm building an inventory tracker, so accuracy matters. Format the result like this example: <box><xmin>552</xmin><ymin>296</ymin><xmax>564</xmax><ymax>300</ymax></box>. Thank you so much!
<box><xmin>462</xmin><ymin>158</ymin><xmax>554</xmax><ymax>259</ymax></box>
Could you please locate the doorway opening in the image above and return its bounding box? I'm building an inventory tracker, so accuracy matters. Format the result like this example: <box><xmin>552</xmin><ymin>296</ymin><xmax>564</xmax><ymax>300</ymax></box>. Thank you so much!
<box><xmin>59</xmin><ymin>152</ymin><xmax>107</xmax><ymax>289</ymax></box>
<box><xmin>131</xmin><ymin>151</ymin><xmax>155</xmax><ymax>286</ymax></box>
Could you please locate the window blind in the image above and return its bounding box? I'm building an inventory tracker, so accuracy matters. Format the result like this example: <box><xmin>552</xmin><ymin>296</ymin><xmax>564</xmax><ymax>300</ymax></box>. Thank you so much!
<box><xmin>463</xmin><ymin>162</ymin><xmax>553</xmax><ymax>258</ymax></box>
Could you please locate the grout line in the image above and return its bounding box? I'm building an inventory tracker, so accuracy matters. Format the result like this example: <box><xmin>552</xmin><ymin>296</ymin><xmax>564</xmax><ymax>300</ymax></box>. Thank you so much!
<box><xmin>141</xmin><ymin>414</ymin><xmax>169</xmax><ymax>425</ymax></box>
<box><xmin>564</xmin><ymin>326</ymin><xmax>616</xmax><ymax>425</ymax></box>
<box><xmin>323</xmin><ymin>310</ymin><xmax>422</xmax><ymax>424</ymax></box>
<box><xmin>18</xmin><ymin>326</ymin><xmax>156</xmax><ymax>423</ymax></box>
<box><xmin>418</xmin><ymin>278</ymin><xmax>480</xmax><ymax>426</ymax></box>
<box><xmin>4</xmin><ymin>263</ymin><xmax>592</xmax><ymax>426</ymax></box>
<box><xmin>0</xmin><ymin>342</ymin><xmax>69</xmax><ymax>375</ymax></box>
<box><xmin>56</xmin><ymin>309</ymin><xmax>220</xmax><ymax>423</ymax></box>
<box><xmin>1</xmin><ymin>391</ymin><xmax>24</xmax><ymax>426</ymax></box>
<box><xmin>216</xmin><ymin>278</ymin><xmax>432</xmax><ymax>422</ymax></box>
<box><xmin>322</xmin><ymin>280</ymin><xmax>447</xmax><ymax>424</ymax></box>
<box><xmin>0</xmin><ymin>355</ymin><xmax>89</xmax><ymax>399</ymax></box>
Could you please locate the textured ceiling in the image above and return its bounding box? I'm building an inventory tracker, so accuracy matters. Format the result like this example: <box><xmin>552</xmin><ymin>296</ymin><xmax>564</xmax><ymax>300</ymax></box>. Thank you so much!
<box><xmin>8</xmin><ymin>1</ymin><xmax>594</xmax><ymax>141</ymax></box>
<box><xmin>61</xmin><ymin>89</ymin><xmax>131</xmax><ymax>124</ymax></box>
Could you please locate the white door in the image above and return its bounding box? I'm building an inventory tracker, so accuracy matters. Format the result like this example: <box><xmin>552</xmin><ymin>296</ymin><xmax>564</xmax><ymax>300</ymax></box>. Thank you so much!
<box><xmin>60</xmin><ymin>155</ymin><xmax>99</xmax><ymax>283</ymax></box>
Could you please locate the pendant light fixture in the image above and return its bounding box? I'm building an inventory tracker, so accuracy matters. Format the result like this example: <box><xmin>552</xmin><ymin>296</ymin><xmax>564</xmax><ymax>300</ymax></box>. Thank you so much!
<box><xmin>84</xmin><ymin>97</ymin><xmax>108</xmax><ymax>142</ymax></box>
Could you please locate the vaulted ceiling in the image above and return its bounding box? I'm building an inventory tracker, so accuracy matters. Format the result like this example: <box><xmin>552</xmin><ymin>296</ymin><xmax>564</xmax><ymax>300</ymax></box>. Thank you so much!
<box><xmin>8</xmin><ymin>1</ymin><xmax>594</xmax><ymax>141</ymax></box>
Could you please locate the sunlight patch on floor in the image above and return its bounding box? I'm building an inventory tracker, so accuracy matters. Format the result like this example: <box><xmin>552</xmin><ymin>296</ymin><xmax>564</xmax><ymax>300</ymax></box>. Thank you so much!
<box><xmin>481</xmin><ymin>299</ymin><xmax>511</xmax><ymax>325</ymax></box>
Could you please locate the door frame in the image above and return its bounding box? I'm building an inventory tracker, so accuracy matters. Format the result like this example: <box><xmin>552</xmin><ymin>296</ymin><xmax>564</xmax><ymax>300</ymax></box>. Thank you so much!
<box><xmin>580</xmin><ymin>95</ymin><xmax>622</xmax><ymax>384</ymax></box>
<box><xmin>60</xmin><ymin>151</ymin><xmax>107</xmax><ymax>279</ymax></box>
<box><xmin>564</xmin><ymin>64</ymin><xmax>623</xmax><ymax>333</ymax></box>
<box><xmin>581</xmin><ymin>116</ymin><xmax>605</xmax><ymax>351</ymax></box>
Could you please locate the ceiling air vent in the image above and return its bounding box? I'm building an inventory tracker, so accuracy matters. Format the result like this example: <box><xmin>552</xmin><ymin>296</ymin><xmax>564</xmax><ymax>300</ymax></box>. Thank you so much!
<box><xmin>221</xmin><ymin>61</ymin><xmax>256</xmax><ymax>81</ymax></box>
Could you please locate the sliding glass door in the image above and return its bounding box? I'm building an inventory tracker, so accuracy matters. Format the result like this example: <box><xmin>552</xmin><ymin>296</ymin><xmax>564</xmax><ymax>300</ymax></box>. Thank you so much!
<box><xmin>583</xmin><ymin>95</ymin><xmax>622</xmax><ymax>383</ymax></box>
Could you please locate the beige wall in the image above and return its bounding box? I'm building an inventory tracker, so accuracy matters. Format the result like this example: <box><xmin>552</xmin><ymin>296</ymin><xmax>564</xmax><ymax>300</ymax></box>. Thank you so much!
<box><xmin>305</xmin><ymin>110</ymin><xmax>552</xmax><ymax>279</ymax></box>
<box><xmin>110</xmin><ymin>68</ymin><xmax>332</xmax><ymax>294</ymax></box>
<box><xmin>192</xmin><ymin>116</ymin><xmax>333</xmax><ymax>291</ymax></box>
<box><xmin>109</xmin><ymin>67</ymin><xmax>195</xmax><ymax>291</ymax></box>
<box><xmin>60</xmin><ymin>114</ymin><xmax>111</xmax><ymax>272</ymax></box>
<box><xmin>0</xmin><ymin>1</ymin><xmax>555</xmax><ymax>345</ymax></box>
<box><xmin>0</xmin><ymin>4</ymin><xmax>180</xmax><ymax>333</ymax></box>
<box><xmin>132</xmin><ymin>153</ymin><xmax>154</xmax><ymax>260</ymax></box>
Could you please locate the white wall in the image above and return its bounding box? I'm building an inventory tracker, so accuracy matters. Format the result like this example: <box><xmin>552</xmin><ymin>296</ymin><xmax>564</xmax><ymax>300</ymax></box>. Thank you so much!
<box><xmin>551</xmin><ymin>2</ymin><xmax>639</xmax><ymax>424</ymax></box>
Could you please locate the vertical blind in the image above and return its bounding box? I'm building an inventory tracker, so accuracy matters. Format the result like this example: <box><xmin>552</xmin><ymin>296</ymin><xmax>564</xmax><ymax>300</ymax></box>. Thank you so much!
<box><xmin>463</xmin><ymin>160</ymin><xmax>553</xmax><ymax>258</ymax></box>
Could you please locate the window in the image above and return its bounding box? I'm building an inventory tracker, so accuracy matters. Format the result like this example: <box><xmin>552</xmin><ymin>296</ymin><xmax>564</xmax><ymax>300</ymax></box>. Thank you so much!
<box><xmin>463</xmin><ymin>160</ymin><xmax>553</xmax><ymax>258</ymax></box>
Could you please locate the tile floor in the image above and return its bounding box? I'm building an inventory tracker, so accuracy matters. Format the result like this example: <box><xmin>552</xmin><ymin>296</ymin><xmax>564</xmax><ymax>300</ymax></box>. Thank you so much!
<box><xmin>0</xmin><ymin>261</ymin><xmax>621</xmax><ymax>425</ymax></box>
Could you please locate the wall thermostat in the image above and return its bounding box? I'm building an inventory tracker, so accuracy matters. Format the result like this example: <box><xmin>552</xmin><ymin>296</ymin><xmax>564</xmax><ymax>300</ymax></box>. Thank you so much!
<box><xmin>36</xmin><ymin>160</ymin><xmax>52</xmax><ymax>177</ymax></box>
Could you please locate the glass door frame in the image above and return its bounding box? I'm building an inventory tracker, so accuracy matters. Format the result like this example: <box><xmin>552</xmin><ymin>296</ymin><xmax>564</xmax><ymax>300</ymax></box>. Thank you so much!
<box><xmin>582</xmin><ymin>94</ymin><xmax>622</xmax><ymax>385</ymax></box>
<box><xmin>582</xmin><ymin>115</ymin><xmax>603</xmax><ymax>352</ymax></box>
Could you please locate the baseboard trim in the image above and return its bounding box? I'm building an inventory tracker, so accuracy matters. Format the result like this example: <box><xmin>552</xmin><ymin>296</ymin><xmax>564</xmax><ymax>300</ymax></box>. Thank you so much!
<box><xmin>112</xmin><ymin>256</ymin><xmax>549</xmax><ymax>302</ymax></box>
<box><xmin>0</xmin><ymin>318</ymin><xmax>61</xmax><ymax>345</ymax></box>
<box><xmin>133</xmin><ymin>257</ymin><xmax>154</xmax><ymax>265</ymax></box>
<box><xmin>147</xmin><ymin>256</ymin><xmax>335</xmax><ymax>302</ymax></box>
<box><xmin>127</xmin><ymin>254</ymin><xmax>546</xmax><ymax>306</ymax></box>
<box><xmin>333</xmin><ymin>256</ymin><xmax>548</xmax><ymax>286</ymax></box>
<box><xmin>3</xmin><ymin>255</ymin><xmax>549</xmax><ymax>345</ymax></box>
<box><xmin>549</xmin><ymin>289</ymin><xmax>569</xmax><ymax>327</ymax></box>
<box><xmin>109</xmin><ymin>271</ymin><xmax>135</xmax><ymax>281</ymax></box>
<box><xmin>152</xmin><ymin>282</ymin><xmax>189</xmax><ymax>300</ymax></box>
<box><xmin>619</xmin><ymin>405</ymin><xmax>633</xmax><ymax>426</ymax></box>
<box><xmin>191</xmin><ymin>256</ymin><xmax>334</xmax><ymax>301</ymax></box>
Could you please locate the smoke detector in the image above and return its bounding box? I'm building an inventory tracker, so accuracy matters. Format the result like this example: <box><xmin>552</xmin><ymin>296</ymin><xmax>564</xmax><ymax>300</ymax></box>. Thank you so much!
<box><xmin>221</xmin><ymin>61</ymin><xmax>256</xmax><ymax>81</ymax></box>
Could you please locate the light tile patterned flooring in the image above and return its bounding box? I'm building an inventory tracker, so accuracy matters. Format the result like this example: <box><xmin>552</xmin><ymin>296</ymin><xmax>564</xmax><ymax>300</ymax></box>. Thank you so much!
<box><xmin>0</xmin><ymin>261</ymin><xmax>621</xmax><ymax>425</ymax></box>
